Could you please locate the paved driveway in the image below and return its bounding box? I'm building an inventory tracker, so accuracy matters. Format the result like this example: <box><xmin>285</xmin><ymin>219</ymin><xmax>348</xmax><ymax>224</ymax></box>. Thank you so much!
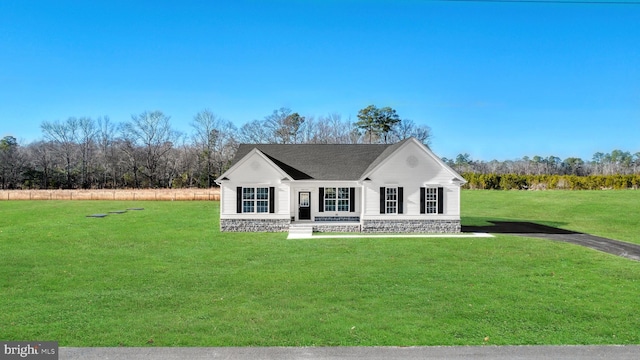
<box><xmin>462</xmin><ymin>221</ymin><xmax>640</xmax><ymax>261</ymax></box>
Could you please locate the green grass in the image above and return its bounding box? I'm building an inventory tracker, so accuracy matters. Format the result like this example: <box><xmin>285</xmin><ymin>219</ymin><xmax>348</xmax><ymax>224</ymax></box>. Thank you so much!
<box><xmin>462</xmin><ymin>190</ymin><xmax>640</xmax><ymax>244</ymax></box>
<box><xmin>1</xmin><ymin>192</ymin><xmax>639</xmax><ymax>346</ymax></box>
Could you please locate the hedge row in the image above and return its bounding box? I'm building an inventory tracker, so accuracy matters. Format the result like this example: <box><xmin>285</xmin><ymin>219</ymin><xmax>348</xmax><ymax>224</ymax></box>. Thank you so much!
<box><xmin>461</xmin><ymin>173</ymin><xmax>640</xmax><ymax>190</ymax></box>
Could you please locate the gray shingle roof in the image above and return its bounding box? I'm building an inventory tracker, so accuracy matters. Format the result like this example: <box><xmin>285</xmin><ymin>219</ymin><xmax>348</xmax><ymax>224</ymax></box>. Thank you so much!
<box><xmin>231</xmin><ymin>139</ymin><xmax>410</xmax><ymax>180</ymax></box>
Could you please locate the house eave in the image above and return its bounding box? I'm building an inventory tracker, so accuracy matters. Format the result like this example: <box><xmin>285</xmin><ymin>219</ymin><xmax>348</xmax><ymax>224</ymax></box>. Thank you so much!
<box><xmin>450</xmin><ymin>177</ymin><xmax>468</xmax><ymax>186</ymax></box>
<box><xmin>214</xmin><ymin>148</ymin><xmax>291</xmax><ymax>184</ymax></box>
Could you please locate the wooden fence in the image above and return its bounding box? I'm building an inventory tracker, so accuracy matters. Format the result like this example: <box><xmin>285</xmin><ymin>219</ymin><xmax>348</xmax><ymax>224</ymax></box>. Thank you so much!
<box><xmin>0</xmin><ymin>189</ymin><xmax>220</xmax><ymax>201</ymax></box>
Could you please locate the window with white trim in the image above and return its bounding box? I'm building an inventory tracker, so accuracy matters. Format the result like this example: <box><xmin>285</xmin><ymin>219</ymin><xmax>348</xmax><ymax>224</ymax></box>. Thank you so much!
<box><xmin>386</xmin><ymin>187</ymin><xmax>398</xmax><ymax>214</ymax></box>
<box><xmin>324</xmin><ymin>187</ymin><xmax>350</xmax><ymax>212</ymax></box>
<box><xmin>242</xmin><ymin>187</ymin><xmax>269</xmax><ymax>213</ymax></box>
<box><xmin>425</xmin><ymin>187</ymin><xmax>438</xmax><ymax>214</ymax></box>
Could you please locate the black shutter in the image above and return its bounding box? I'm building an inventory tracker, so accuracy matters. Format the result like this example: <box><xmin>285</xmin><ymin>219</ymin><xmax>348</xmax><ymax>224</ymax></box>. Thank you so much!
<box><xmin>319</xmin><ymin>188</ymin><xmax>324</xmax><ymax>212</ymax></box>
<box><xmin>379</xmin><ymin>187</ymin><xmax>385</xmax><ymax>214</ymax></box>
<box><xmin>269</xmin><ymin>187</ymin><xmax>275</xmax><ymax>213</ymax></box>
<box><xmin>398</xmin><ymin>187</ymin><xmax>404</xmax><ymax>214</ymax></box>
<box><xmin>349</xmin><ymin>187</ymin><xmax>355</xmax><ymax>212</ymax></box>
<box><xmin>420</xmin><ymin>187</ymin><xmax>426</xmax><ymax>214</ymax></box>
<box><xmin>236</xmin><ymin>187</ymin><xmax>242</xmax><ymax>213</ymax></box>
<box><xmin>437</xmin><ymin>187</ymin><xmax>444</xmax><ymax>214</ymax></box>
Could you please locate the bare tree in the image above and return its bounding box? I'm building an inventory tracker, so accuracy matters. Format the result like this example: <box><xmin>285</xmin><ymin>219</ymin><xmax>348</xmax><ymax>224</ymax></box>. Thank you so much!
<box><xmin>392</xmin><ymin>119</ymin><xmax>432</xmax><ymax>145</ymax></box>
<box><xmin>77</xmin><ymin>117</ymin><xmax>97</xmax><ymax>188</ymax></box>
<box><xmin>171</xmin><ymin>138</ymin><xmax>199</xmax><ymax>188</ymax></box>
<box><xmin>261</xmin><ymin>107</ymin><xmax>306</xmax><ymax>144</ymax></box>
<box><xmin>306</xmin><ymin>115</ymin><xmax>330</xmax><ymax>144</ymax></box>
<box><xmin>118</xmin><ymin>136</ymin><xmax>143</xmax><ymax>188</ymax></box>
<box><xmin>24</xmin><ymin>141</ymin><xmax>54</xmax><ymax>188</ymax></box>
<box><xmin>314</xmin><ymin>113</ymin><xmax>356</xmax><ymax>144</ymax></box>
<box><xmin>121</xmin><ymin>111</ymin><xmax>180</xmax><ymax>187</ymax></box>
<box><xmin>309</xmin><ymin>114</ymin><xmax>360</xmax><ymax>144</ymax></box>
<box><xmin>158</xmin><ymin>144</ymin><xmax>183</xmax><ymax>188</ymax></box>
<box><xmin>192</xmin><ymin>109</ymin><xmax>218</xmax><ymax>187</ymax></box>
<box><xmin>41</xmin><ymin>118</ymin><xmax>79</xmax><ymax>188</ymax></box>
<box><xmin>191</xmin><ymin>109</ymin><xmax>237</xmax><ymax>187</ymax></box>
<box><xmin>97</xmin><ymin>116</ymin><xmax>119</xmax><ymax>188</ymax></box>
<box><xmin>239</xmin><ymin>119</ymin><xmax>270</xmax><ymax>143</ymax></box>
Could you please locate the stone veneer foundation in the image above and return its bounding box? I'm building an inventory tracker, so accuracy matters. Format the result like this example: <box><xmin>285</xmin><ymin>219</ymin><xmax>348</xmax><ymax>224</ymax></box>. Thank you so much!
<box><xmin>220</xmin><ymin>219</ymin><xmax>289</xmax><ymax>232</ymax></box>
<box><xmin>362</xmin><ymin>219</ymin><xmax>461</xmax><ymax>233</ymax></box>
<box><xmin>221</xmin><ymin>218</ymin><xmax>461</xmax><ymax>233</ymax></box>
<box><xmin>312</xmin><ymin>223</ymin><xmax>361</xmax><ymax>233</ymax></box>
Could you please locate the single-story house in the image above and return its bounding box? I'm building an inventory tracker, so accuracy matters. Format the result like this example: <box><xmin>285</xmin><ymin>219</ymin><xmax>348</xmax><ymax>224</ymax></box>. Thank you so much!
<box><xmin>214</xmin><ymin>137</ymin><xmax>466</xmax><ymax>233</ymax></box>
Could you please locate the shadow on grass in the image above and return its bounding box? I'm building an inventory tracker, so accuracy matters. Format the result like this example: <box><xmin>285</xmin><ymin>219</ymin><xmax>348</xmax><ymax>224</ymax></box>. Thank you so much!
<box><xmin>462</xmin><ymin>218</ymin><xmax>640</xmax><ymax>261</ymax></box>
<box><xmin>462</xmin><ymin>220</ymin><xmax>578</xmax><ymax>235</ymax></box>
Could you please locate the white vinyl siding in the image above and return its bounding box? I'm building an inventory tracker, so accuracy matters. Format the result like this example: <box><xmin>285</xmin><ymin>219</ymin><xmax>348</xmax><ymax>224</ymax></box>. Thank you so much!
<box><xmin>361</xmin><ymin>140</ymin><xmax>462</xmax><ymax>218</ymax></box>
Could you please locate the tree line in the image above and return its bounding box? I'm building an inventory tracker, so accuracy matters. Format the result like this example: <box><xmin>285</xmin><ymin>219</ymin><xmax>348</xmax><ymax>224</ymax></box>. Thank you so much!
<box><xmin>0</xmin><ymin>106</ymin><xmax>431</xmax><ymax>189</ymax></box>
<box><xmin>447</xmin><ymin>151</ymin><xmax>640</xmax><ymax>190</ymax></box>
<box><xmin>446</xmin><ymin>152</ymin><xmax>640</xmax><ymax>177</ymax></box>
<box><xmin>461</xmin><ymin>173</ymin><xmax>640</xmax><ymax>191</ymax></box>
<box><xmin>2</xmin><ymin>105</ymin><xmax>638</xmax><ymax>190</ymax></box>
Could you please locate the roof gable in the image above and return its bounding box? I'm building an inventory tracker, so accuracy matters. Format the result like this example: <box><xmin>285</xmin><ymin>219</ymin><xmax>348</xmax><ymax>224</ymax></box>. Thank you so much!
<box><xmin>217</xmin><ymin>148</ymin><xmax>291</xmax><ymax>183</ymax></box>
<box><xmin>217</xmin><ymin>137</ymin><xmax>465</xmax><ymax>183</ymax></box>
<box><xmin>361</xmin><ymin>137</ymin><xmax>467</xmax><ymax>184</ymax></box>
<box><xmin>226</xmin><ymin>143</ymin><xmax>392</xmax><ymax>180</ymax></box>
<box><xmin>359</xmin><ymin>138</ymin><xmax>412</xmax><ymax>178</ymax></box>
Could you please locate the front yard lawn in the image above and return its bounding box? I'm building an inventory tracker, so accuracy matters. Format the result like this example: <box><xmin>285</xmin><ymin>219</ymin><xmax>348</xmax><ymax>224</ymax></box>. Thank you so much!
<box><xmin>1</xmin><ymin>193</ymin><xmax>639</xmax><ymax>346</ymax></box>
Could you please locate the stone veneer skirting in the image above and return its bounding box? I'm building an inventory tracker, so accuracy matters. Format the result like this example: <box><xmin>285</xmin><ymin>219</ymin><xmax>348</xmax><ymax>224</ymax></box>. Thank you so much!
<box><xmin>221</xmin><ymin>218</ymin><xmax>461</xmax><ymax>233</ymax></box>
<box><xmin>312</xmin><ymin>223</ymin><xmax>361</xmax><ymax>233</ymax></box>
<box><xmin>362</xmin><ymin>219</ymin><xmax>461</xmax><ymax>233</ymax></box>
<box><xmin>221</xmin><ymin>219</ymin><xmax>289</xmax><ymax>232</ymax></box>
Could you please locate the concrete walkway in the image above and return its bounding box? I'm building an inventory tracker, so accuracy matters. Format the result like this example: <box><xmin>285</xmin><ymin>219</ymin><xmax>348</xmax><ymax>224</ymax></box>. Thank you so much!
<box><xmin>288</xmin><ymin>221</ymin><xmax>640</xmax><ymax>262</ymax></box>
<box><xmin>60</xmin><ymin>345</ymin><xmax>640</xmax><ymax>360</ymax></box>
<box><xmin>287</xmin><ymin>231</ymin><xmax>494</xmax><ymax>240</ymax></box>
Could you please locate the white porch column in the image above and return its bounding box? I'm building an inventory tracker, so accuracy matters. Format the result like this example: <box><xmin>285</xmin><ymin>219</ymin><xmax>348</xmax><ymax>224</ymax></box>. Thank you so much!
<box><xmin>360</xmin><ymin>182</ymin><xmax>366</xmax><ymax>225</ymax></box>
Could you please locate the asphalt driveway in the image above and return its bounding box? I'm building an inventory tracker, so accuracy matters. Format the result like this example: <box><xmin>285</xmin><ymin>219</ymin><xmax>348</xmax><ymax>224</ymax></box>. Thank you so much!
<box><xmin>462</xmin><ymin>221</ymin><xmax>640</xmax><ymax>261</ymax></box>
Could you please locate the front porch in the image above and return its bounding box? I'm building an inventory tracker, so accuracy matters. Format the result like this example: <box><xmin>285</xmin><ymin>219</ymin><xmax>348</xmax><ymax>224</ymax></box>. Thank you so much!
<box><xmin>290</xmin><ymin>218</ymin><xmax>461</xmax><ymax>234</ymax></box>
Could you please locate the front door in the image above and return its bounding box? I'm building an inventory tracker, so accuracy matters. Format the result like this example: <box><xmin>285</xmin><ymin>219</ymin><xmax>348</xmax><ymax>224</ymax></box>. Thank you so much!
<box><xmin>298</xmin><ymin>192</ymin><xmax>311</xmax><ymax>220</ymax></box>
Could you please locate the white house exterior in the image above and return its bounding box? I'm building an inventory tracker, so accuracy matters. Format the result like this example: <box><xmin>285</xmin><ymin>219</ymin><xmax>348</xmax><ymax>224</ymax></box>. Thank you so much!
<box><xmin>215</xmin><ymin>137</ymin><xmax>466</xmax><ymax>233</ymax></box>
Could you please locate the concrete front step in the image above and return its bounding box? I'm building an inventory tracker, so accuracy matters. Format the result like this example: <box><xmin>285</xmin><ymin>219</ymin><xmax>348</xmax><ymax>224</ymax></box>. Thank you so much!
<box><xmin>287</xmin><ymin>225</ymin><xmax>313</xmax><ymax>239</ymax></box>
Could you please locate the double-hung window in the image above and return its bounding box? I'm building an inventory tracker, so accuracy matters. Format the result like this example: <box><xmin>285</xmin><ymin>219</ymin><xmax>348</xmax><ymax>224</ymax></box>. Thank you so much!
<box><xmin>242</xmin><ymin>187</ymin><xmax>269</xmax><ymax>213</ymax></box>
<box><xmin>379</xmin><ymin>186</ymin><xmax>403</xmax><ymax>214</ymax></box>
<box><xmin>420</xmin><ymin>186</ymin><xmax>443</xmax><ymax>214</ymax></box>
<box><xmin>337</xmin><ymin>188</ymin><xmax>350</xmax><ymax>211</ymax></box>
<box><xmin>385</xmin><ymin>187</ymin><xmax>398</xmax><ymax>214</ymax></box>
<box><xmin>324</xmin><ymin>187</ymin><xmax>350</xmax><ymax>212</ymax></box>
<box><xmin>425</xmin><ymin>187</ymin><xmax>438</xmax><ymax>214</ymax></box>
<box><xmin>319</xmin><ymin>187</ymin><xmax>355</xmax><ymax>213</ymax></box>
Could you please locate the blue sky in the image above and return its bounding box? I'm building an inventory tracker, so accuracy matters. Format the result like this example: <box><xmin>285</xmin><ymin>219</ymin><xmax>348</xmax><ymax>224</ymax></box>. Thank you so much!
<box><xmin>1</xmin><ymin>0</ymin><xmax>638</xmax><ymax>161</ymax></box>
